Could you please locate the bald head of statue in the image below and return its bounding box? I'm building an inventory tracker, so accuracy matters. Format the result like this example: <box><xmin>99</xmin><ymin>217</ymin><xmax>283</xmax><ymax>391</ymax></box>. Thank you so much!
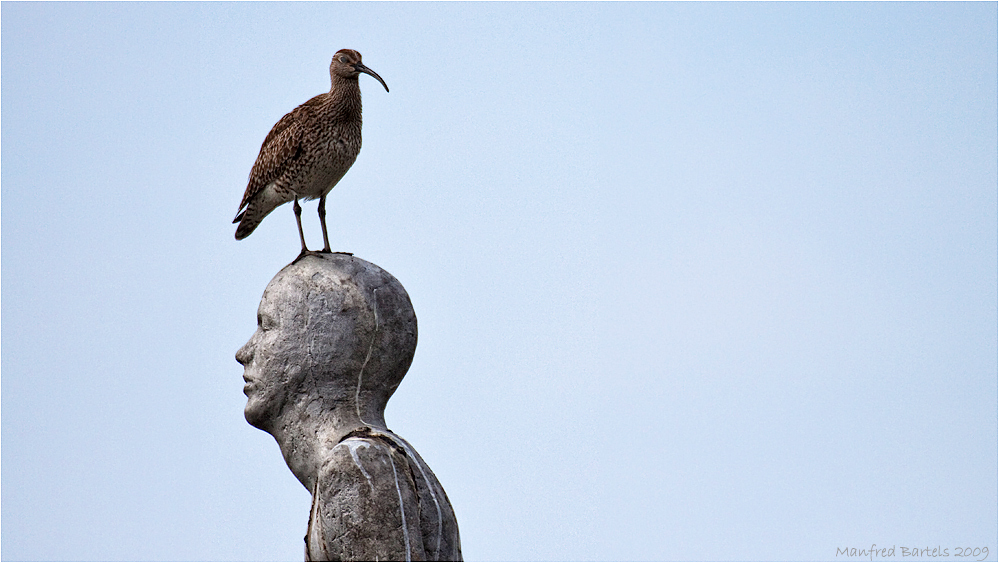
<box><xmin>236</xmin><ymin>253</ymin><xmax>417</xmax><ymax>446</ymax></box>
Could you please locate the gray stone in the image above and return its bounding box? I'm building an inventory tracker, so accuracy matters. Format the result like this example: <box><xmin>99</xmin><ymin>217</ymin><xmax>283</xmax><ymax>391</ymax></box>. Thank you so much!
<box><xmin>236</xmin><ymin>253</ymin><xmax>461</xmax><ymax>561</ymax></box>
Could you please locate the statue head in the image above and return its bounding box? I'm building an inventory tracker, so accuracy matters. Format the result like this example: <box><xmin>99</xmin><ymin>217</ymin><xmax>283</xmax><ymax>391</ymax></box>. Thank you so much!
<box><xmin>235</xmin><ymin>254</ymin><xmax>417</xmax><ymax>435</ymax></box>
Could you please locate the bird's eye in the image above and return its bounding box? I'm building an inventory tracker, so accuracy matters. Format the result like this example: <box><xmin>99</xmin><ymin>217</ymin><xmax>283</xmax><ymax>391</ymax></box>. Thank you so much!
<box><xmin>338</xmin><ymin>56</ymin><xmax>348</xmax><ymax>63</ymax></box>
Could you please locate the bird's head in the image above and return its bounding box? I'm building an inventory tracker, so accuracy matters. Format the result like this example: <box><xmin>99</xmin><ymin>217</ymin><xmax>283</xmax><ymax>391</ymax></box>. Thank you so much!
<box><xmin>330</xmin><ymin>49</ymin><xmax>389</xmax><ymax>93</ymax></box>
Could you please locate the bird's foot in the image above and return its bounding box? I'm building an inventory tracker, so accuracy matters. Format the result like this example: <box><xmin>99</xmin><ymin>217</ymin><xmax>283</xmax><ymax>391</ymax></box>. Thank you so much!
<box><xmin>293</xmin><ymin>248</ymin><xmax>321</xmax><ymax>264</ymax></box>
<box><xmin>294</xmin><ymin>249</ymin><xmax>353</xmax><ymax>263</ymax></box>
<box><xmin>319</xmin><ymin>248</ymin><xmax>353</xmax><ymax>256</ymax></box>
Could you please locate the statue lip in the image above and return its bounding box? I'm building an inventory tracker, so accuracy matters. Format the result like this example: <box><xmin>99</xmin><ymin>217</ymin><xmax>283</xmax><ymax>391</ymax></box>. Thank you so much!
<box><xmin>242</xmin><ymin>374</ymin><xmax>254</xmax><ymax>395</ymax></box>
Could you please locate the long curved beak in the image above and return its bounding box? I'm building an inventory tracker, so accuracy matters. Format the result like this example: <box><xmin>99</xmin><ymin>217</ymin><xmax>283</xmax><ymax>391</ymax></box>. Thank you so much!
<box><xmin>355</xmin><ymin>63</ymin><xmax>389</xmax><ymax>93</ymax></box>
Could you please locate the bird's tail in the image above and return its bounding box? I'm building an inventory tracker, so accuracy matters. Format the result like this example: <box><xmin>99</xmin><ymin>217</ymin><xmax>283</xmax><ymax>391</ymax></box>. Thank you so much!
<box><xmin>234</xmin><ymin>206</ymin><xmax>265</xmax><ymax>240</ymax></box>
<box><xmin>233</xmin><ymin>201</ymin><xmax>278</xmax><ymax>240</ymax></box>
<box><xmin>233</xmin><ymin>185</ymin><xmax>295</xmax><ymax>240</ymax></box>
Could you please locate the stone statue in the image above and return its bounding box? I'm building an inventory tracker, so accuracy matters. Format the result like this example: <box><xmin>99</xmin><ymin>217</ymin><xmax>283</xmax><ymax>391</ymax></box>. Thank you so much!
<box><xmin>236</xmin><ymin>253</ymin><xmax>462</xmax><ymax>561</ymax></box>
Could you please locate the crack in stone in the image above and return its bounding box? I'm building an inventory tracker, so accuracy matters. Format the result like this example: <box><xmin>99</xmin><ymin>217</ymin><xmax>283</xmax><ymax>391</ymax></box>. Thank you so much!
<box><xmin>372</xmin><ymin>430</ymin><xmax>444</xmax><ymax>559</ymax></box>
<box><xmin>355</xmin><ymin>287</ymin><xmax>380</xmax><ymax>426</ymax></box>
<box><xmin>386</xmin><ymin>445</ymin><xmax>412</xmax><ymax>561</ymax></box>
<box><xmin>340</xmin><ymin>437</ymin><xmax>374</xmax><ymax>493</ymax></box>
<box><xmin>335</xmin><ymin>428</ymin><xmax>446</xmax><ymax>559</ymax></box>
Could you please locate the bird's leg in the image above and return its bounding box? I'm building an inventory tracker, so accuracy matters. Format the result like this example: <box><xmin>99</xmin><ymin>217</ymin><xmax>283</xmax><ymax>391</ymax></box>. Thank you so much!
<box><xmin>318</xmin><ymin>194</ymin><xmax>332</xmax><ymax>253</ymax></box>
<box><xmin>294</xmin><ymin>196</ymin><xmax>310</xmax><ymax>253</ymax></box>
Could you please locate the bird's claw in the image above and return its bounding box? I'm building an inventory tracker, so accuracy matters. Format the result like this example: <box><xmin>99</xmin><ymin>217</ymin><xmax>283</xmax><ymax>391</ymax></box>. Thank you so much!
<box><xmin>294</xmin><ymin>249</ymin><xmax>353</xmax><ymax>263</ymax></box>
<box><xmin>293</xmin><ymin>248</ymin><xmax>318</xmax><ymax>264</ymax></box>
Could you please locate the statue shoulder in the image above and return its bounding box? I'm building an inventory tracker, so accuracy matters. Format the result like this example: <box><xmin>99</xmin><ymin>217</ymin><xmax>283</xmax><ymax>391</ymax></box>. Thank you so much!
<box><xmin>322</xmin><ymin>434</ymin><xmax>412</xmax><ymax>492</ymax></box>
<box><xmin>309</xmin><ymin>434</ymin><xmax>426</xmax><ymax>561</ymax></box>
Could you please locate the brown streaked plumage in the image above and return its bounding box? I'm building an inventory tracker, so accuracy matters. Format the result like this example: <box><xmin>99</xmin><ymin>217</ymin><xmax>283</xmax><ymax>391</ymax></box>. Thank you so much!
<box><xmin>233</xmin><ymin>49</ymin><xmax>389</xmax><ymax>254</ymax></box>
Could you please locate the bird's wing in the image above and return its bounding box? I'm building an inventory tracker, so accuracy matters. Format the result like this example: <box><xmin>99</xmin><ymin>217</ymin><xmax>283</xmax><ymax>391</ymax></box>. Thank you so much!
<box><xmin>235</xmin><ymin>95</ymin><xmax>325</xmax><ymax>213</ymax></box>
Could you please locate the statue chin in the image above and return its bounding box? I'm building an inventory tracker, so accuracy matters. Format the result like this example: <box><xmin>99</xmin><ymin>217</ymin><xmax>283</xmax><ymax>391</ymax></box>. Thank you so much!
<box><xmin>243</xmin><ymin>393</ymin><xmax>280</xmax><ymax>433</ymax></box>
<box><xmin>243</xmin><ymin>404</ymin><xmax>268</xmax><ymax>431</ymax></box>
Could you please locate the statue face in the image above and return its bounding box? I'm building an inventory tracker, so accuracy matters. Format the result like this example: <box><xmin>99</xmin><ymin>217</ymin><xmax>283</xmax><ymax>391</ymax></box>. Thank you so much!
<box><xmin>235</xmin><ymin>282</ymin><xmax>307</xmax><ymax>431</ymax></box>
<box><xmin>235</xmin><ymin>255</ymin><xmax>418</xmax><ymax>436</ymax></box>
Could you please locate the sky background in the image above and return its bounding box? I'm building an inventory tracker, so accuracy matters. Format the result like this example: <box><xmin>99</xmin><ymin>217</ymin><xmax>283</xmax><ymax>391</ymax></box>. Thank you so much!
<box><xmin>2</xmin><ymin>2</ymin><xmax>996</xmax><ymax>561</ymax></box>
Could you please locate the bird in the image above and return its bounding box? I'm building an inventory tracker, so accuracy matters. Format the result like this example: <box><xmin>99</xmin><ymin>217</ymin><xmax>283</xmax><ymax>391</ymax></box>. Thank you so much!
<box><xmin>233</xmin><ymin>49</ymin><xmax>389</xmax><ymax>255</ymax></box>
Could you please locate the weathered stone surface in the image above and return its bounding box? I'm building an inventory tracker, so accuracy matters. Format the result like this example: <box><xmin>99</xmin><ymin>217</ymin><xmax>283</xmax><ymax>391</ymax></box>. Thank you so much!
<box><xmin>236</xmin><ymin>253</ymin><xmax>461</xmax><ymax>561</ymax></box>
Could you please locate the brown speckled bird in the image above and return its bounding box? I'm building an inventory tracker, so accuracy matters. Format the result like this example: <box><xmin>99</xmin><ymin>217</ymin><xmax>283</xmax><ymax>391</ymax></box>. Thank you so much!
<box><xmin>233</xmin><ymin>49</ymin><xmax>389</xmax><ymax>255</ymax></box>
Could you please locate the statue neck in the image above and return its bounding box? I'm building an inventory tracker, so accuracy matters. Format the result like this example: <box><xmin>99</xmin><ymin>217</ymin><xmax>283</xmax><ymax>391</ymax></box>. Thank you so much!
<box><xmin>267</xmin><ymin>396</ymin><xmax>388</xmax><ymax>491</ymax></box>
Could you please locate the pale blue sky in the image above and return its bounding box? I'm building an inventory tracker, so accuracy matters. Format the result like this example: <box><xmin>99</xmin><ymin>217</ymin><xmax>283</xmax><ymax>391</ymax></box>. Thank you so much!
<box><xmin>2</xmin><ymin>2</ymin><xmax>996</xmax><ymax>561</ymax></box>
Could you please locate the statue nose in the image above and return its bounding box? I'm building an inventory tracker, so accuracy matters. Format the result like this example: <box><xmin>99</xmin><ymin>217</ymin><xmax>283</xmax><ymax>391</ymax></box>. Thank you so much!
<box><xmin>235</xmin><ymin>340</ymin><xmax>254</xmax><ymax>366</ymax></box>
